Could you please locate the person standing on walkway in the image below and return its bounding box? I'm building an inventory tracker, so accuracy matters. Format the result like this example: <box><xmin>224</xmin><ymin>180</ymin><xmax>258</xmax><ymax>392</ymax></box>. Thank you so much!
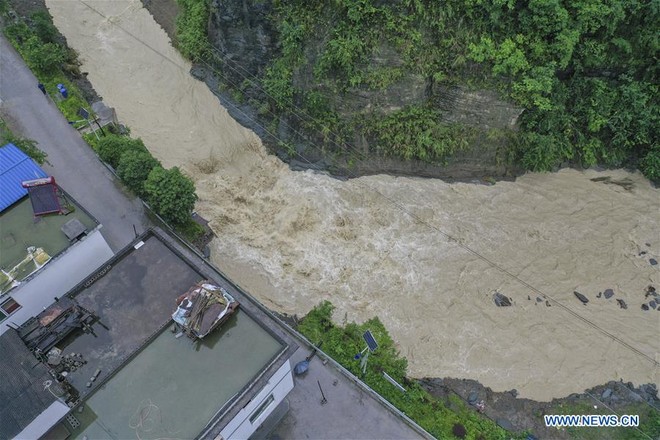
<box><xmin>37</xmin><ymin>83</ymin><xmax>46</xmax><ymax>95</ymax></box>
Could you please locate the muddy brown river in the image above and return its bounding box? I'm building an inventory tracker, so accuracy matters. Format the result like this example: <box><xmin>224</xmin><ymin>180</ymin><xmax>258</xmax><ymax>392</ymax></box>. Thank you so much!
<box><xmin>47</xmin><ymin>0</ymin><xmax>658</xmax><ymax>401</ymax></box>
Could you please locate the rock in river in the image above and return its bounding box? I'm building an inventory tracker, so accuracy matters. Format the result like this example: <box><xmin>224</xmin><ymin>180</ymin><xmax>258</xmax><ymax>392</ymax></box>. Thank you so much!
<box><xmin>494</xmin><ymin>292</ymin><xmax>512</xmax><ymax>307</ymax></box>
<box><xmin>574</xmin><ymin>291</ymin><xmax>589</xmax><ymax>305</ymax></box>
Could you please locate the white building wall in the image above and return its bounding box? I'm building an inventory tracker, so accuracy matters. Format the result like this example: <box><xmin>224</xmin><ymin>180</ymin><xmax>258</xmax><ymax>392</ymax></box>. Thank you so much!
<box><xmin>0</xmin><ymin>229</ymin><xmax>113</xmax><ymax>335</ymax></box>
<box><xmin>12</xmin><ymin>400</ymin><xmax>70</xmax><ymax>440</ymax></box>
<box><xmin>219</xmin><ymin>359</ymin><xmax>294</xmax><ymax>440</ymax></box>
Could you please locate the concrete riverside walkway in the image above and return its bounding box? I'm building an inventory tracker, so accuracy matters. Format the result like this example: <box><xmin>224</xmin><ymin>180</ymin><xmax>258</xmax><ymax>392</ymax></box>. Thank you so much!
<box><xmin>0</xmin><ymin>35</ymin><xmax>150</xmax><ymax>252</ymax></box>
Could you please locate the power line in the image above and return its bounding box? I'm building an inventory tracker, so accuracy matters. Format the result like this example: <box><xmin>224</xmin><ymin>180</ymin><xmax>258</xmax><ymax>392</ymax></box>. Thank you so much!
<box><xmin>155</xmin><ymin>2</ymin><xmax>660</xmax><ymax>370</ymax></box>
<box><xmin>76</xmin><ymin>0</ymin><xmax>660</xmax><ymax>373</ymax></box>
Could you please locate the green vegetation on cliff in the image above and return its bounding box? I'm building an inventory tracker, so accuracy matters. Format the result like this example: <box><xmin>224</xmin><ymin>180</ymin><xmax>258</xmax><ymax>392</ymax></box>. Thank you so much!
<box><xmin>269</xmin><ymin>0</ymin><xmax>657</xmax><ymax>177</ymax></box>
<box><xmin>176</xmin><ymin>0</ymin><xmax>658</xmax><ymax>181</ymax></box>
<box><xmin>174</xmin><ymin>0</ymin><xmax>211</xmax><ymax>61</ymax></box>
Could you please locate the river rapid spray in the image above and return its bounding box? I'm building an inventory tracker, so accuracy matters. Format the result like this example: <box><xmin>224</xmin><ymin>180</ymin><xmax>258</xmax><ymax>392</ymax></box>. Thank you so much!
<box><xmin>47</xmin><ymin>0</ymin><xmax>658</xmax><ymax>400</ymax></box>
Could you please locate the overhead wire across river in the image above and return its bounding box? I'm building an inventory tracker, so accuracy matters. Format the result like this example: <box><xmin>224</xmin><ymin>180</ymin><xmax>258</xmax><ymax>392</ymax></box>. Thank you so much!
<box><xmin>48</xmin><ymin>0</ymin><xmax>659</xmax><ymax>400</ymax></box>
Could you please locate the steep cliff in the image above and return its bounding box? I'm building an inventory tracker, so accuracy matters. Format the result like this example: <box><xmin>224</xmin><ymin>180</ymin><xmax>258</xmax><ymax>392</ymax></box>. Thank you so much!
<box><xmin>202</xmin><ymin>0</ymin><xmax>523</xmax><ymax>179</ymax></box>
<box><xmin>189</xmin><ymin>0</ymin><xmax>656</xmax><ymax>181</ymax></box>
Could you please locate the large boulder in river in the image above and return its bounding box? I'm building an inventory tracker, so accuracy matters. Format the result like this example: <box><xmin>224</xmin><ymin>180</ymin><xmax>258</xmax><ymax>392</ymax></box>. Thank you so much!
<box><xmin>493</xmin><ymin>292</ymin><xmax>512</xmax><ymax>307</ymax></box>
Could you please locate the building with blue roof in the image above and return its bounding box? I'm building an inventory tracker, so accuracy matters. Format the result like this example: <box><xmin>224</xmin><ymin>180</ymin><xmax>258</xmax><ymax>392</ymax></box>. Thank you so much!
<box><xmin>0</xmin><ymin>143</ymin><xmax>48</xmax><ymax>212</ymax></box>
<box><xmin>0</xmin><ymin>142</ymin><xmax>113</xmax><ymax>338</ymax></box>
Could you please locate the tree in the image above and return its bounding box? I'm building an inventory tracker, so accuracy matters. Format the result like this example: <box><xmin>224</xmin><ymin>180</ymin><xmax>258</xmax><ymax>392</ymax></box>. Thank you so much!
<box><xmin>96</xmin><ymin>135</ymin><xmax>148</xmax><ymax>168</ymax></box>
<box><xmin>116</xmin><ymin>149</ymin><xmax>161</xmax><ymax>196</ymax></box>
<box><xmin>640</xmin><ymin>146</ymin><xmax>660</xmax><ymax>183</ymax></box>
<box><xmin>23</xmin><ymin>36</ymin><xmax>65</xmax><ymax>74</ymax></box>
<box><xmin>144</xmin><ymin>167</ymin><xmax>197</xmax><ymax>225</ymax></box>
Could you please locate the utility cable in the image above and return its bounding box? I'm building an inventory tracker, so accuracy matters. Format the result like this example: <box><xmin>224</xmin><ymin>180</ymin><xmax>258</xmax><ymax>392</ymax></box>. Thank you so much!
<box><xmin>76</xmin><ymin>0</ymin><xmax>660</xmax><ymax>375</ymax></box>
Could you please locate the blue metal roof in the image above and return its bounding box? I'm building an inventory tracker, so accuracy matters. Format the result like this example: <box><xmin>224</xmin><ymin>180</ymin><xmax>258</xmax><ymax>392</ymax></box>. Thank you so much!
<box><xmin>0</xmin><ymin>143</ymin><xmax>48</xmax><ymax>212</ymax></box>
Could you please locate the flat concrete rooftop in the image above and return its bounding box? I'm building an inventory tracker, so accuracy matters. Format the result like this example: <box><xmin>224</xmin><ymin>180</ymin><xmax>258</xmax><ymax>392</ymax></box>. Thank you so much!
<box><xmin>70</xmin><ymin>313</ymin><xmax>282</xmax><ymax>439</ymax></box>
<box><xmin>37</xmin><ymin>229</ymin><xmax>297</xmax><ymax>438</ymax></box>
<box><xmin>0</xmin><ymin>196</ymin><xmax>96</xmax><ymax>294</ymax></box>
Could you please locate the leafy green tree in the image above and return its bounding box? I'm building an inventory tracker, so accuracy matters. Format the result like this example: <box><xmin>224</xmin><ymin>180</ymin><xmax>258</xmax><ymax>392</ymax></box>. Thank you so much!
<box><xmin>96</xmin><ymin>134</ymin><xmax>148</xmax><ymax>168</ymax></box>
<box><xmin>640</xmin><ymin>147</ymin><xmax>660</xmax><ymax>183</ymax></box>
<box><xmin>23</xmin><ymin>36</ymin><xmax>65</xmax><ymax>74</ymax></box>
<box><xmin>116</xmin><ymin>149</ymin><xmax>161</xmax><ymax>197</ymax></box>
<box><xmin>144</xmin><ymin>167</ymin><xmax>197</xmax><ymax>226</ymax></box>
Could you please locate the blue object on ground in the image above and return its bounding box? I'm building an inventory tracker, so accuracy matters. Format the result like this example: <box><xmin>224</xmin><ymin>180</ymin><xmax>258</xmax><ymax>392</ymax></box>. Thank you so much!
<box><xmin>57</xmin><ymin>83</ymin><xmax>68</xmax><ymax>98</ymax></box>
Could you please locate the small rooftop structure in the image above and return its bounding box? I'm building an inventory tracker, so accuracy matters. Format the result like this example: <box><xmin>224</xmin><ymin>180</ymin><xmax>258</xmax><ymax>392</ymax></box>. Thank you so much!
<box><xmin>0</xmin><ymin>143</ymin><xmax>47</xmax><ymax>212</ymax></box>
<box><xmin>22</xmin><ymin>177</ymin><xmax>64</xmax><ymax>216</ymax></box>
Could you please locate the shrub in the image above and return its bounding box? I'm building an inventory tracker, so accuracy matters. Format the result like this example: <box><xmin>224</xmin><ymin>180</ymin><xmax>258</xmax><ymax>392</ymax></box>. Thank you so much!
<box><xmin>640</xmin><ymin>146</ymin><xmax>660</xmax><ymax>183</ymax></box>
<box><xmin>452</xmin><ymin>423</ymin><xmax>467</xmax><ymax>438</ymax></box>
<box><xmin>144</xmin><ymin>166</ymin><xmax>197</xmax><ymax>226</ymax></box>
<box><xmin>0</xmin><ymin>119</ymin><xmax>47</xmax><ymax>164</ymax></box>
<box><xmin>368</xmin><ymin>106</ymin><xmax>474</xmax><ymax>163</ymax></box>
<box><xmin>96</xmin><ymin>134</ymin><xmax>148</xmax><ymax>168</ymax></box>
<box><xmin>23</xmin><ymin>35</ymin><xmax>65</xmax><ymax>74</ymax></box>
<box><xmin>30</xmin><ymin>11</ymin><xmax>59</xmax><ymax>44</ymax></box>
<box><xmin>116</xmin><ymin>149</ymin><xmax>161</xmax><ymax>196</ymax></box>
<box><xmin>175</xmin><ymin>0</ymin><xmax>211</xmax><ymax>61</ymax></box>
<box><xmin>4</xmin><ymin>22</ymin><xmax>32</xmax><ymax>44</ymax></box>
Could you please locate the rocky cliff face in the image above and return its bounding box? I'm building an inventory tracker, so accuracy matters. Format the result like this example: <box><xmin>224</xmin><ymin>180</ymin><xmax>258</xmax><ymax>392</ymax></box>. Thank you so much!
<box><xmin>206</xmin><ymin>0</ymin><xmax>524</xmax><ymax>180</ymax></box>
<box><xmin>208</xmin><ymin>0</ymin><xmax>276</xmax><ymax>80</ymax></box>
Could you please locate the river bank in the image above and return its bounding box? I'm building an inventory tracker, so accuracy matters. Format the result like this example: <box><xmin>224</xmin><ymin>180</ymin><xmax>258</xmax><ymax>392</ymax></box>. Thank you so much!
<box><xmin>43</xmin><ymin>0</ymin><xmax>659</xmax><ymax>403</ymax></box>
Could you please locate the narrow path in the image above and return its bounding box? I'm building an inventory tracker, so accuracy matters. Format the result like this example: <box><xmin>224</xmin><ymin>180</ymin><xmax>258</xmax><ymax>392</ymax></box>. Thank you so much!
<box><xmin>0</xmin><ymin>35</ymin><xmax>150</xmax><ymax>251</ymax></box>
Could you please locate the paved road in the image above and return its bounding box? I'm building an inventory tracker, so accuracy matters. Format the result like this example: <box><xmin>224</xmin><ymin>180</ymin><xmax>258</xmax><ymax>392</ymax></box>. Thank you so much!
<box><xmin>0</xmin><ymin>35</ymin><xmax>150</xmax><ymax>252</ymax></box>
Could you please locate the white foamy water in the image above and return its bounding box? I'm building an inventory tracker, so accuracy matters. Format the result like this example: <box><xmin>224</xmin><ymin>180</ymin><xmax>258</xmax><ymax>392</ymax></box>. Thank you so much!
<box><xmin>47</xmin><ymin>0</ymin><xmax>659</xmax><ymax>400</ymax></box>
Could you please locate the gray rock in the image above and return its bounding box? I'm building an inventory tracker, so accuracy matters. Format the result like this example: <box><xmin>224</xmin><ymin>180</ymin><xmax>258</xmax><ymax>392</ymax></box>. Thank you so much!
<box><xmin>494</xmin><ymin>292</ymin><xmax>512</xmax><ymax>307</ymax></box>
<box><xmin>468</xmin><ymin>391</ymin><xmax>479</xmax><ymax>404</ymax></box>
<box><xmin>641</xmin><ymin>304</ymin><xmax>649</xmax><ymax>311</ymax></box>
<box><xmin>496</xmin><ymin>418</ymin><xmax>515</xmax><ymax>431</ymax></box>
<box><xmin>651</xmin><ymin>258</ymin><xmax>658</xmax><ymax>266</ymax></box>
<box><xmin>649</xmin><ymin>299</ymin><xmax>657</xmax><ymax>309</ymax></box>
<box><xmin>602</xmin><ymin>388</ymin><xmax>613</xmax><ymax>399</ymax></box>
<box><xmin>574</xmin><ymin>291</ymin><xmax>589</xmax><ymax>304</ymax></box>
<box><xmin>617</xmin><ymin>299</ymin><xmax>628</xmax><ymax>309</ymax></box>
<box><xmin>603</xmin><ymin>288</ymin><xmax>614</xmax><ymax>299</ymax></box>
<box><xmin>536</xmin><ymin>297</ymin><xmax>543</xmax><ymax>302</ymax></box>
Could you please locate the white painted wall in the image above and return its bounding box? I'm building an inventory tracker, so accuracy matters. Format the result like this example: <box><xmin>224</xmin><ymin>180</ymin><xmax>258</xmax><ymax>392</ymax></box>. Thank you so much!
<box><xmin>0</xmin><ymin>229</ymin><xmax>113</xmax><ymax>335</ymax></box>
<box><xmin>219</xmin><ymin>360</ymin><xmax>294</xmax><ymax>440</ymax></box>
<box><xmin>12</xmin><ymin>400</ymin><xmax>70</xmax><ymax>440</ymax></box>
